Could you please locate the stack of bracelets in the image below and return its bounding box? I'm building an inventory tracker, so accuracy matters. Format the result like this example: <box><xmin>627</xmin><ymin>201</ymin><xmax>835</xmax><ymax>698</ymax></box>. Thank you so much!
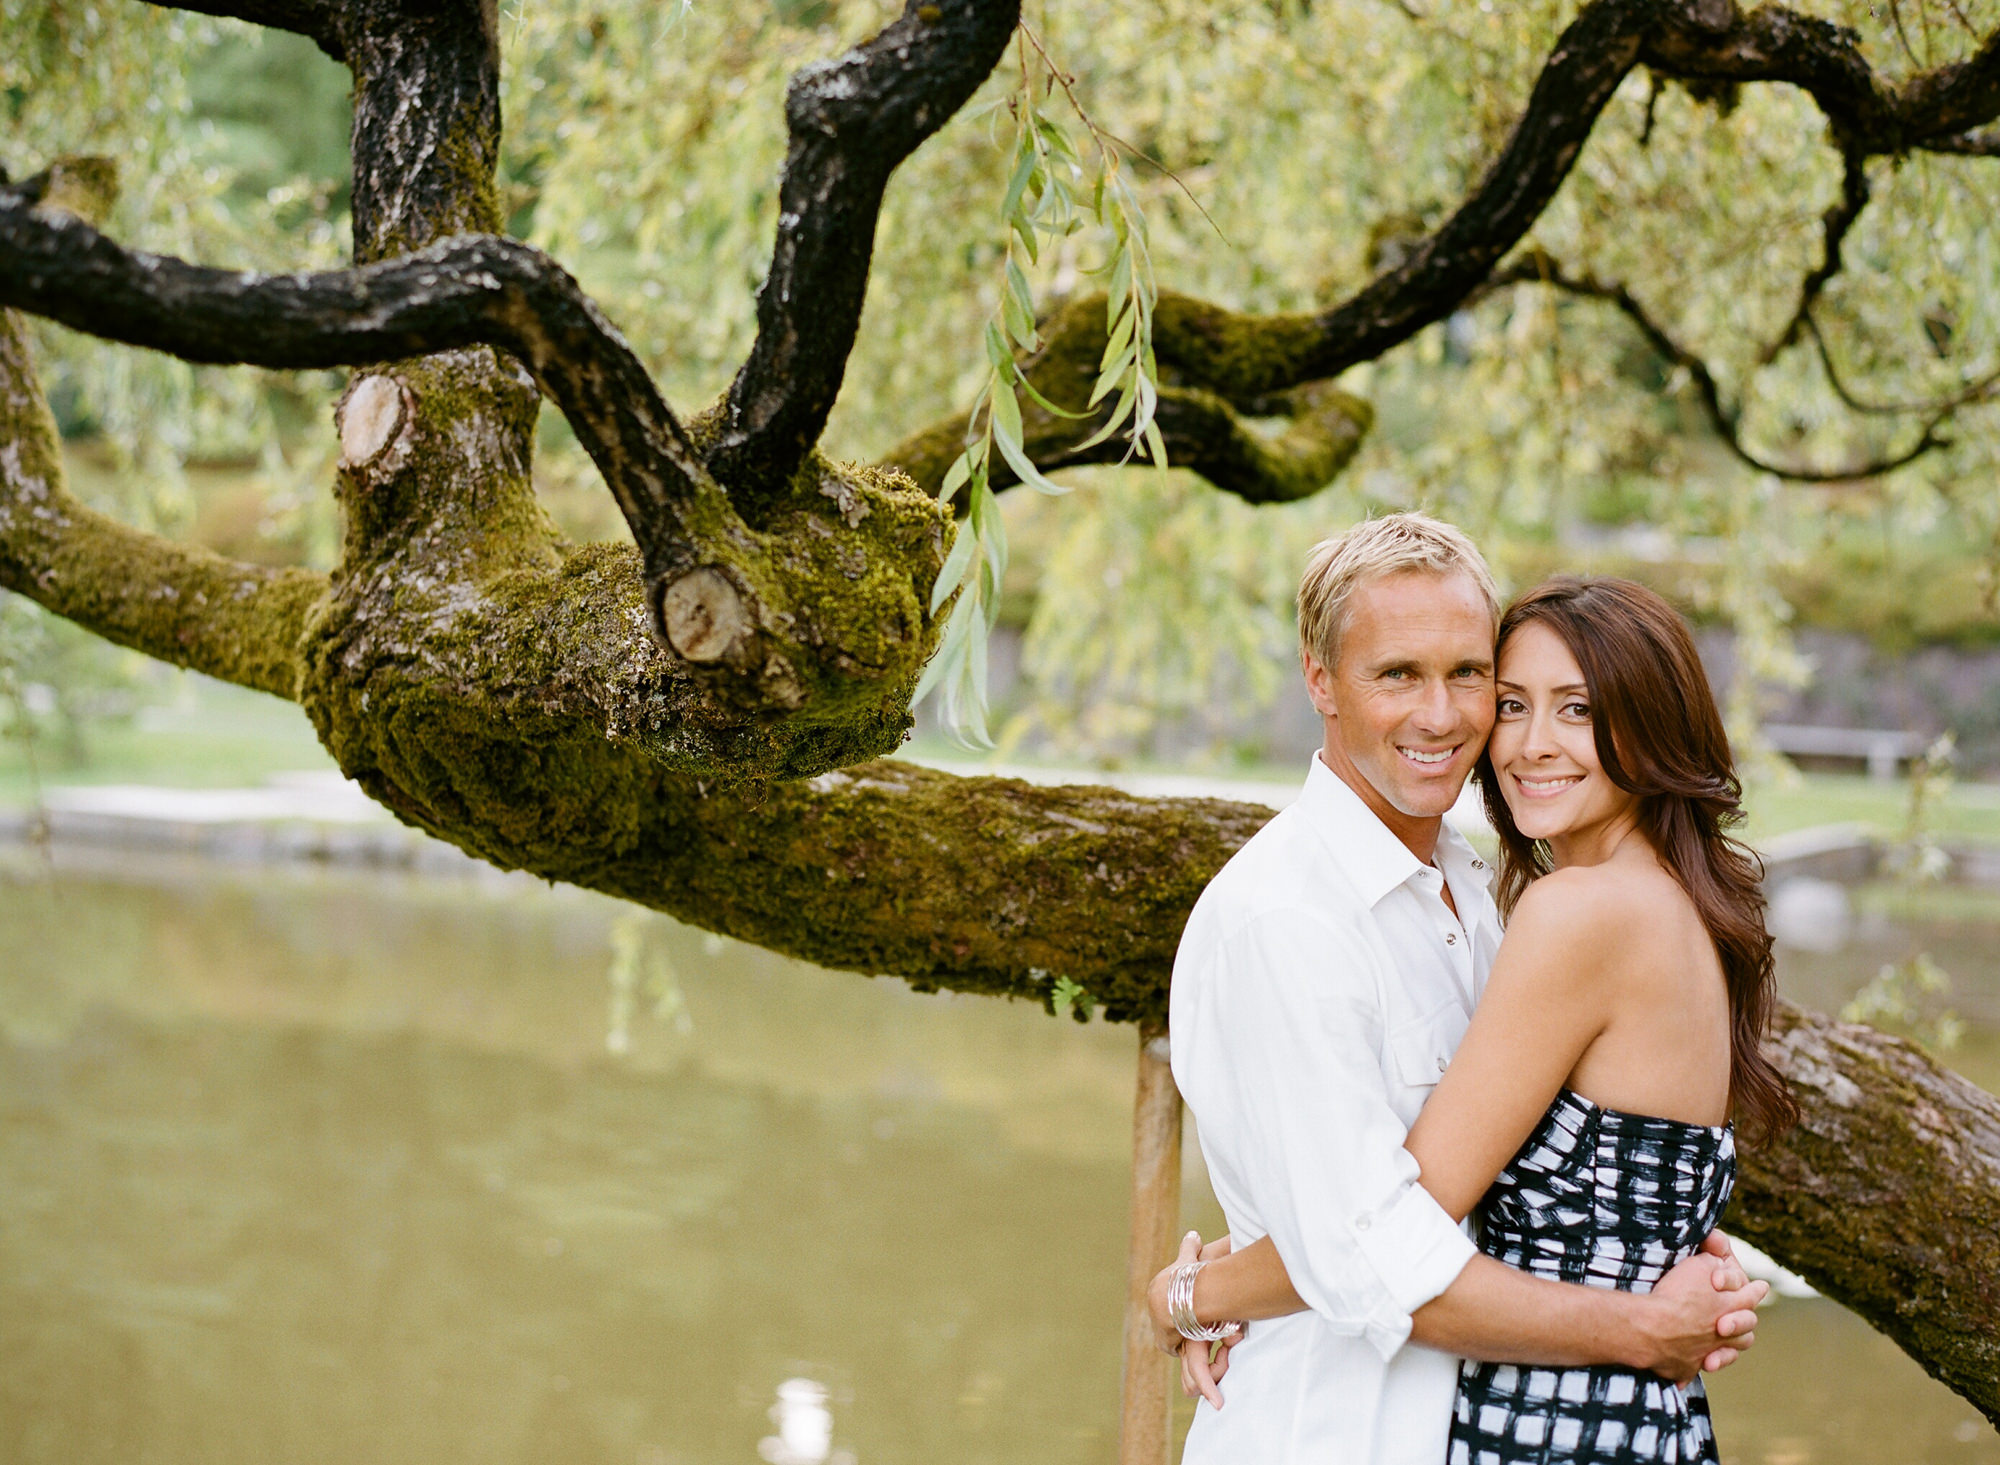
<box><xmin>1168</xmin><ymin>1261</ymin><xmax>1240</xmax><ymax>1343</ymax></box>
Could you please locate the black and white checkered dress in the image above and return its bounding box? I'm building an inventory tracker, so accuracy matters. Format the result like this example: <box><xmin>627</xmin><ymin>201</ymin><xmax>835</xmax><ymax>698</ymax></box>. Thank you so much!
<box><xmin>1448</xmin><ymin>1088</ymin><xmax>1736</xmax><ymax>1465</ymax></box>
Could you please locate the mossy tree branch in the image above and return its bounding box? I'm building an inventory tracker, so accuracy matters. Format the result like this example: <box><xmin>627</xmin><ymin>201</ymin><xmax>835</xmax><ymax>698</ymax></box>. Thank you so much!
<box><xmin>1733</xmin><ymin>1004</ymin><xmax>2000</xmax><ymax>1424</ymax></box>
<box><xmin>0</xmin><ymin>194</ymin><xmax>948</xmax><ymax>737</ymax></box>
<box><xmin>0</xmin><ymin>199</ymin><xmax>713</xmax><ymax>556</ymax></box>
<box><xmin>2</xmin><ymin>0</ymin><xmax>1016</xmax><ymax>732</ymax></box>
<box><xmin>879</xmin><ymin>291</ymin><xmax>1373</xmax><ymax>501</ymax></box>
<box><xmin>0</xmin><ymin>310</ymin><xmax>326</xmax><ymax>697</ymax></box>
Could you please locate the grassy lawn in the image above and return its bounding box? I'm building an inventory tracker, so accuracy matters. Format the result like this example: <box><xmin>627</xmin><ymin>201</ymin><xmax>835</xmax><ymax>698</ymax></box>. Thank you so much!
<box><xmin>1737</xmin><ymin>770</ymin><xmax>2000</xmax><ymax>847</ymax></box>
<box><xmin>0</xmin><ymin>674</ymin><xmax>335</xmax><ymax>806</ymax></box>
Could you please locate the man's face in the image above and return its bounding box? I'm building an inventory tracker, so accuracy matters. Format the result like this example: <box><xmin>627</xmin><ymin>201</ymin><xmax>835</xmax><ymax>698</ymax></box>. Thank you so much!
<box><xmin>1303</xmin><ymin>570</ymin><xmax>1496</xmax><ymax>837</ymax></box>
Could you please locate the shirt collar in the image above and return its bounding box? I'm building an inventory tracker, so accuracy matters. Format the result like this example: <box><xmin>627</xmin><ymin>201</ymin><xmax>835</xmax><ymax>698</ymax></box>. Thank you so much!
<box><xmin>1433</xmin><ymin>818</ymin><xmax>1492</xmax><ymax>900</ymax></box>
<box><xmin>1298</xmin><ymin>752</ymin><xmax>1493</xmax><ymax>910</ymax></box>
<box><xmin>1297</xmin><ymin>753</ymin><xmax>1430</xmax><ymax>908</ymax></box>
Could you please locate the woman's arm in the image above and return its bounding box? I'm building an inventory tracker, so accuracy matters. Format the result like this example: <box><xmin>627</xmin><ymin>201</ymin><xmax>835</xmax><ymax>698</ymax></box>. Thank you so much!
<box><xmin>1401</xmin><ymin>873</ymin><xmax>1617</xmax><ymax>1218</ymax></box>
<box><xmin>1146</xmin><ymin>1231</ymin><xmax>1302</xmax><ymax>1338</ymax></box>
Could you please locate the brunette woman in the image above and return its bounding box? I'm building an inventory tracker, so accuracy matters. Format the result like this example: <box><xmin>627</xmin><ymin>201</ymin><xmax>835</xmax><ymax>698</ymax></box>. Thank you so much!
<box><xmin>1156</xmin><ymin>576</ymin><xmax>1795</xmax><ymax>1465</ymax></box>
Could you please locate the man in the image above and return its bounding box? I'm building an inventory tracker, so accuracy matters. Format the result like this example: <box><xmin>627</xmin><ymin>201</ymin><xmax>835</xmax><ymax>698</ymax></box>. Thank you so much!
<box><xmin>1157</xmin><ymin>514</ymin><xmax>1765</xmax><ymax>1464</ymax></box>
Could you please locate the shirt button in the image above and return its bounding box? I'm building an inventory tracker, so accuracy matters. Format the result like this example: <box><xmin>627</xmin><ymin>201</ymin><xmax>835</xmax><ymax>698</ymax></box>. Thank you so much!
<box><xmin>1472</xmin><ymin>859</ymin><xmax>1486</xmax><ymax>871</ymax></box>
<box><xmin>1437</xmin><ymin>1056</ymin><xmax>1448</xmax><ymax>1073</ymax></box>
<box><xmin>1445</xmin><ymin>933</ymin><xmax>1457</xmax><ymax>945</ymax></box>
<box><xmin>1354</xmin><ymin>1214</ymin><xmax>1372</xmax><ymax>1231</ymax></box>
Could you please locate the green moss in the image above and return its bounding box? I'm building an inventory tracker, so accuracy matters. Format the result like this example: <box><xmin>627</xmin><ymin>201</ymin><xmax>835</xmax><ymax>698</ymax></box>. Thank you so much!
<box><xmin>589</xmin><ymin>762</ymin><xmax>1280</xmax><ymax>1028</ymax></box>
<box><xmin>1155</xmin><ymin>291</ymin><xmax>1330</xmax><ymax>400</ymax></box>
<box><xmin>627</xmin><ymin>399</ymin><xmax>957</xmax><ymax>750</ymax></box>
<box><xmin>334</xmin><ymin>347</ymin><xmax>553</xmax><ymax>570</ymax></box>
<box><xmin>39</xmin><ymin>155</ymin><xmax>120</xmax><ymax>226</ymax></box>
<box><xmin>877</xmin><ymin>291</ymin><xmax>1370</xmax><ymax>504</ymax></box>
<box><xmin>0</xmin><ymin>309</ymin><xmax>329</xmax><ymax>698</ymax></box>
<box><xmin>878</xmin><ymin>412</ymin><xmax>970</xmax><ymax>496</ymax></box>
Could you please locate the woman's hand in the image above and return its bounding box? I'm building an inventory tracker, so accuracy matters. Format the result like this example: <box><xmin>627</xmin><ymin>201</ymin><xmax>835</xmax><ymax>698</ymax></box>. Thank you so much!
<box><xmin>1148</xmin><ymin>1231</ymin><xmax>1242</xmax><ymax>1409</ymax></box>
<box><xmin>1147</xmin><ymin>1232</ymin><xmax>1200</xmax><ymax>1356</ymax></box>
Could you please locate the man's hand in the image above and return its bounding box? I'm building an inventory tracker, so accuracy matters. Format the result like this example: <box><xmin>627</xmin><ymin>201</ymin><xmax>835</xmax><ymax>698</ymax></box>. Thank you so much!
<box><xmin>1643</xmin><ymin>1232</ymin><xmax>1768</xmax><ymax>1385</ymax></box>
<box><xmin>1181</xmin><ymin>1320</ymin><xmax>1244</xmax><ymax>1407</ymax></box>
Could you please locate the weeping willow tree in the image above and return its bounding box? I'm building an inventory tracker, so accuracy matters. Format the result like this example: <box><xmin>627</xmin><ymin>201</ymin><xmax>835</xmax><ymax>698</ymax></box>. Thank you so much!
<box><xmin>3</xmin><ymin>0</ymin><xmax>1999</xmax><ymax>1429</ymax></box>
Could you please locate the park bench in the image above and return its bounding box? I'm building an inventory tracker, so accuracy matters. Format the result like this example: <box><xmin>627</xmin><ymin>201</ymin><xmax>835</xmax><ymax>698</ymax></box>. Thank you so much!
<box><xmin>1763</xmin><ymin>723</ymin><xmax>1928</xmax><ymax>780</ymax></box>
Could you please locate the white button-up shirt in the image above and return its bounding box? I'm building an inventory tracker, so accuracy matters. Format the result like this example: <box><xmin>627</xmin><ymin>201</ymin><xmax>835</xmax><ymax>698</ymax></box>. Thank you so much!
<box><xmin>1172</xmin><ymin>753</ymin><xmax>1504</xmax><ymax>1465</ymax></box>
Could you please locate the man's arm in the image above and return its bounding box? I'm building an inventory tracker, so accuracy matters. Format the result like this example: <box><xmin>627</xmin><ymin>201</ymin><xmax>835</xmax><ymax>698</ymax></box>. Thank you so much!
<box><xmin>1412</xmin><ymin>1249</ymin><xmax>1763</xmax><ymax>1380</ymax></box>
<box><xmin>1162</xmin><ymin>1231</ymin><xmax>1764</xmax><ymax>1384</ymax></box>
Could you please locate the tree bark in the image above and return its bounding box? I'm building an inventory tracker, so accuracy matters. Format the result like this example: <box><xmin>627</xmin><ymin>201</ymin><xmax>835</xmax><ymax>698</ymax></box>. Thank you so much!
<box><xmin>1732</xmin><ymin>1004</ymin><xmax>2000</xmax><ymax>1423</ymax></box>
<box><xmin>707</xmin><ymin>0</ymin><xmax>1020</xmax><ymax>512</ymax></box>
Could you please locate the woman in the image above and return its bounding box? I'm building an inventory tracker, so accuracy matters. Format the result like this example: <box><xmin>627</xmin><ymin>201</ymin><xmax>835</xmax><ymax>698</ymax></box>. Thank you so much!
<box><xmin>1152</xmin><ymin>576</ymin><xmax>1796</xmax><ymax>1463</ymax></box>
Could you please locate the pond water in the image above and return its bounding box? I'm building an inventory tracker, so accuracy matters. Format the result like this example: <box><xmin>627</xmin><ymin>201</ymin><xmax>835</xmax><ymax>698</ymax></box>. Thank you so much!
<box><xmin>1</xmin><ymin>846</ymin><xmax>1995</xmax><ymax>1465</ymax></box>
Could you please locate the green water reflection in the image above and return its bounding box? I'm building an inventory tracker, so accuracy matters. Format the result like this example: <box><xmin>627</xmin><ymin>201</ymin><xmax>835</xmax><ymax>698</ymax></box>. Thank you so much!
<box><xmin>1</xmin><ymin>849</ymin><xmax>1994</xmax><ymax>1465</ymax></box>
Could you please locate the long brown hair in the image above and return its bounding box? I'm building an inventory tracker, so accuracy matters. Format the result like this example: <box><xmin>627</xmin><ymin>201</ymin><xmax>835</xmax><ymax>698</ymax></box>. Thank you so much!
<box><xmin>1474</xmin><ymin>576</ymin><xmax>1798</xmax><ymax>1144</ymax></box>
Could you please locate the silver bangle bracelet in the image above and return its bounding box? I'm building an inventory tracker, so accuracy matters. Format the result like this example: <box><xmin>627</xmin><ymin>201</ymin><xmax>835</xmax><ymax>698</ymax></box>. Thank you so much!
<box><xmin>1167</xmin><ymin>1260</ymin><xmax>1236</xmax><ymax>1342</ymax></box>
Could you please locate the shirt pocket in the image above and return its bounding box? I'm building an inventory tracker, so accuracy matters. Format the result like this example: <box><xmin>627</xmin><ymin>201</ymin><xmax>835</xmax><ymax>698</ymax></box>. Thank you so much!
<box><xmin>1388</xmin><ymin>1000</ymin><xmax>1470</xmax><ymax>1089</ymax></box>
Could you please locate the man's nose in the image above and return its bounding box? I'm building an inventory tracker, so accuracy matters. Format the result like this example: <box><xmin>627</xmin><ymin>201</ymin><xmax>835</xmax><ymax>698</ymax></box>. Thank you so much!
<box><xmin>1410</xmin><ymin>679</ymin><xmax>1458</xmax><ymax>733</ymax></box>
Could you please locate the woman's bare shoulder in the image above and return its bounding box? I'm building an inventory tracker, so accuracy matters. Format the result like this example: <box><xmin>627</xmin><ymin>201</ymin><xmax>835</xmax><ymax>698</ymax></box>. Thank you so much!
<box><xmin>1509</xmin><ymin>861</ymin><xmax>1689</xmax><ymax>954</ymax></box>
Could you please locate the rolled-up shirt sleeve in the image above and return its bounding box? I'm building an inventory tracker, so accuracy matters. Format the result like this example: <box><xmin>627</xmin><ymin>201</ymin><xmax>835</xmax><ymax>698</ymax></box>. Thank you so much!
<box><xmin>1178</xmin><ymin>906</ymin><xmax>1476</xmax><ymax>1360</ymax></box>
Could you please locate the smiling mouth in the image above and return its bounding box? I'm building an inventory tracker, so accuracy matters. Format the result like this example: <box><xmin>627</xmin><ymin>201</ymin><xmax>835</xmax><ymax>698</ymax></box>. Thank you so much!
<box><xmin>1514</xmin><ymin>774</ymin><xmax>1582</xmax><ymax>795</ymax></box>
<box><xmin>1397</xmin><ymin>745</ymin><xmax>1457</xmax><ymax>768</ymax></box>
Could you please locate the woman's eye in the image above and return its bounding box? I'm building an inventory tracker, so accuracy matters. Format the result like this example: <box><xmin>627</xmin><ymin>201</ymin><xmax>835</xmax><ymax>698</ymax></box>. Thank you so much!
<box><xmin>1562</xmin><ymin>701</ymin><xmax>1591</xmax><ymax>719</ymax></box>
<box><xmin>1497</xmin><ymin>698</ymin><xmax>1525</xmax><ymax>716</ymax></box>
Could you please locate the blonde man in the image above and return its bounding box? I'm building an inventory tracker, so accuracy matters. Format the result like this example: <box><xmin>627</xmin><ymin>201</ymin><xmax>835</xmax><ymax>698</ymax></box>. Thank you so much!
<box><xmin>1151</xmin><ymin>514</ymin><xmax>1762</xmax><ymax>1465</ymax></box>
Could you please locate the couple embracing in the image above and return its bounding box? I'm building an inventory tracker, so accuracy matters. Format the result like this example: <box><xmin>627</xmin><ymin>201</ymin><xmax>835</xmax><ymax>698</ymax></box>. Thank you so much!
<box><xmin>1146</xmin><ymin>514</ymin><xmax>1794</xmax><ymax>1465</ymax></box>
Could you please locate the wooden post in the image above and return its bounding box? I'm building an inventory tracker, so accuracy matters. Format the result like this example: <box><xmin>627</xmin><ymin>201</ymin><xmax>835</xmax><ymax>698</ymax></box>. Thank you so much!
<box><xmin>1119</xmin><ymin>1022</ymin><xmax>1184</xmax><ymax>1465</ymax></box>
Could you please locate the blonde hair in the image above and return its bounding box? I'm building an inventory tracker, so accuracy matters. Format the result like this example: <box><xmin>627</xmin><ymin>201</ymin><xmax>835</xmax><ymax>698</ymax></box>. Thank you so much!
<box><xmin>1297</xmin><ymin>512</ymin><xmax>1500</xmax><ymax>667</ymax></box>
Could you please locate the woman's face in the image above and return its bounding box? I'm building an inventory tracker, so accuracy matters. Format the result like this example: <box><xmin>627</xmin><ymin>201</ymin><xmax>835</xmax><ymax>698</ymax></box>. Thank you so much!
<box><xmin>1490</xmin><ymin>621</ymin><xmax>1638</xmax><ymax>849</ymax></box>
